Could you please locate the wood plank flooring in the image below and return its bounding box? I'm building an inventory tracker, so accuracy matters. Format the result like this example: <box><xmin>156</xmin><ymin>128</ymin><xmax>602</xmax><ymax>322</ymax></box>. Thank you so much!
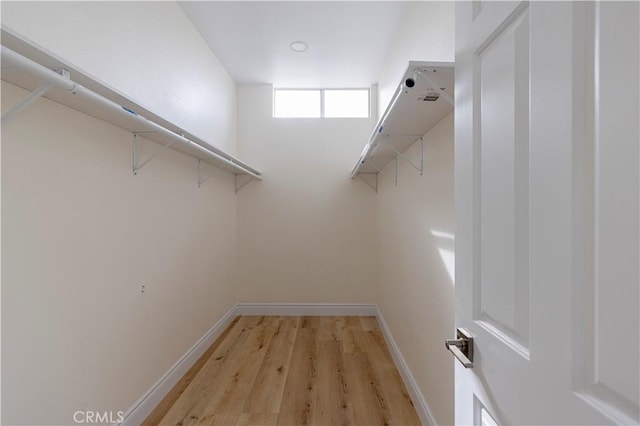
<box><xmin>144</xmin><ymin>316</ymin><xmax>420</xmax><ymax>426</ymax></box>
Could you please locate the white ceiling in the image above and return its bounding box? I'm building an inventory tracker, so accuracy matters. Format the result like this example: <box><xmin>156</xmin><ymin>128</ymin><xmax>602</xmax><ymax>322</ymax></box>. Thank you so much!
<box><xmin>179</xmin><ymin>1</ymin><xmax>409</xmax><ymax>88</ymax></box>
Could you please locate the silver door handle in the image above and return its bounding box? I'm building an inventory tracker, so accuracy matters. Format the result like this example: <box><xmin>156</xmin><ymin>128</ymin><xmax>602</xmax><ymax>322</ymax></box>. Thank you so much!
<box><xmin>445</xmin><ymin>328</ymin><xmax>474</xmax><ymax>368</ymax></box>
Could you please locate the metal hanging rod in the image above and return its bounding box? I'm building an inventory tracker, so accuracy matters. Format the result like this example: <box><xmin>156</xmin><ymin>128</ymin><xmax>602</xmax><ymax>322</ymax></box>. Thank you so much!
<box><xmin>1</xmin><ymin>46</ymin><xmax>262</xmax><ymax>183</ymax></box>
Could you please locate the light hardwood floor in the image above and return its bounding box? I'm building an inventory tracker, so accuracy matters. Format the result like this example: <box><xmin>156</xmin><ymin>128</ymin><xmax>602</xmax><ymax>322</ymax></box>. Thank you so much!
<box><xmin>144</xmin><ymin>316</ymin><xmax>421</xmax><ymax>426</ymax></box>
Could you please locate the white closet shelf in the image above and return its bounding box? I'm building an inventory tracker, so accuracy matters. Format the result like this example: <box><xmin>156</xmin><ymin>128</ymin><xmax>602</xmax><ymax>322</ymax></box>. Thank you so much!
<box><xmin>0</xmin><ymin>29</ymin><xmax>262</xmax><ymax>187</ymax></box>
<box><xmin>351</xmin><ymin>61</ymin><xmax>454</xmax><ymax>189</ymax></box>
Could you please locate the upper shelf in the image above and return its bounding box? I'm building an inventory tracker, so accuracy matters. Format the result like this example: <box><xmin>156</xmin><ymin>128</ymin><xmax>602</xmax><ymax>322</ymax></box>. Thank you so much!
<box><xmin>0</xmin><ymin>29</ymin><xmax>262</xmax><ymax>182</ymax></box>
<box><xmin>351</xmin><ymin>61</ymin><xmax>454</xmax><ymax>177</ymax></box>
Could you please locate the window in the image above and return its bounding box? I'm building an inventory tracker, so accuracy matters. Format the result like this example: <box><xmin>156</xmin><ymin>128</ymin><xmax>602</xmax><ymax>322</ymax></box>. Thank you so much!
<box><xmin>273</xmin><ymin>90</ymin><xmax>321</xmax><ymax>118</ymax></box>
<box><xmin>273</xmin><ymin>88</ymin><xmax>369</xmax><ymax>118</ymax></box>
<box><xmin>324</xmin><ymin>89</ymin><xmax>370</xmax><ymax>118</ymax></box>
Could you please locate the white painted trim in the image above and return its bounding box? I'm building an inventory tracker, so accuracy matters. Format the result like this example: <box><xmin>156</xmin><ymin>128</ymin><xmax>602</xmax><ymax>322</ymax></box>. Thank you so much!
<box><xmin>118</xmin><ymin>306</ymin><xmax>237</xmax><ymax>425</ymax></box>
<box><xmin>376</xmin><ymin>307</ymin><xmax>437</xmax><ymax>426</ymax></box>
<box><xmin>235</xmin><ymin>302</ymin><xmax>378</xmax><ymax>316</ymax></box>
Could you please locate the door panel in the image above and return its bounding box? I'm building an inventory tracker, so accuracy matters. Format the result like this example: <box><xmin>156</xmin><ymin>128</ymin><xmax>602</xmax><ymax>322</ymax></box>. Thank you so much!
<box><xmin>476</xmin><ymin>4</ymin><xmax>530</xmax><ymax>353</ymax></box>
<box><xmin>573</xmin><ymin>2</ymin><xmax>640</xmax><ymax>423</ymax></box>
<box><xmin>455</xmin><ymin>1</ymin><xmax>639</xmax><ymax>424</ymax></box>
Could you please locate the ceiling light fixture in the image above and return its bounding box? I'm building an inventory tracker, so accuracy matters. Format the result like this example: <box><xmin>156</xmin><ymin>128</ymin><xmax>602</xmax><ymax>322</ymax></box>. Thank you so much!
<box><xmin>289</xmin><ymin>41</ymin><xmax>309</xmax><ymax>53</ymax></box>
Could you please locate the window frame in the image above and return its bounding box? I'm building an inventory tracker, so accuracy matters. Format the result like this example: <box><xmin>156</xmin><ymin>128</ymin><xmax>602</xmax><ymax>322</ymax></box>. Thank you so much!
<box><xmin>273</xmin><ymin>88</ymin><xmax>370</xmax><ymax>118</ymax></box>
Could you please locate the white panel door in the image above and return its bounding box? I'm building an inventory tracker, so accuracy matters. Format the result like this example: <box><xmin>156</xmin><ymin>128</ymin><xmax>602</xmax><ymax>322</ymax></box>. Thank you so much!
<box><xmin>454</xmin><ymin>1</ymin><xmax>639</xmax><ymax>424</ymax></box>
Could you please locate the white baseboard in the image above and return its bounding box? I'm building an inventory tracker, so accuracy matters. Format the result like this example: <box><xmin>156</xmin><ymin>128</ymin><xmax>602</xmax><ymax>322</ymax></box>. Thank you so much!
<box><xmin>235</xmin><ymin>302</ymin><xmax>377</xmax><ymax>316</ymax></box>
<box><xmin>376</xmin><ymin>307</ymin><xmax>437</xmax><ymax>426</ymax></box>
<box><xmin>118</xmin><ymin>306</ymin><xmax>237</xmax><ymax>425</ymax></box>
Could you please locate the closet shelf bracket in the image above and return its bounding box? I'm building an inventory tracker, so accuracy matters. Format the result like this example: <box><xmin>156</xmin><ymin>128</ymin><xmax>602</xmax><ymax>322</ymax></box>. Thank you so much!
<box><xmin>356</xmin><ymin>173</ymin><xmax>378</xmax><ymax>193</ymax></box>
<box><xmin>2</xmin><ymin>67</ymin><xmax>73</xmax><ymax>125</ymax></box>
<box><xmin>369</xmin><ymin>157</ymin><xmax>398</xmax><ymax>187</ymax></box>
<box><xmin>364</xmin><ymin>159</ymin><xmax>383</xmax><ymax>173</ymax></box>
<box><xmin>132</xmin><ymin>132</ymin><xmax>176</xmax><ymax>175</ymax></box>
<box><xmin>197</xmin><ymin>159</ymin><xmax>213</xmax><ymax>188</ymax></box>
<box><xmin>235</xmin><ymin>174</ymin><xmax>255</xmax><ymax>194</ymax></box>
<box><xmin>379</xmin><ymin>137</ymin><xmax>424</xmax><ymax>176</ymax></box>
<box><xmin>2</xmin><ymin>79</ymin><xmax>55</xmax><ymax>125</ymax></box>
<box><xmin>198</xmin><ymin>159</ymin><xmax>257</xmax><ymax>192</ymax></box>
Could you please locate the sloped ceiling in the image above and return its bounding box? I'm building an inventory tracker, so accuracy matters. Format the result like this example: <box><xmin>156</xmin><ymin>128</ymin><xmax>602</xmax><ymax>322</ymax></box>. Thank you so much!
<box><xmin>179</xmin><ymin>1</ymin><xmax>409</xmax><ymax>87</ymax></box>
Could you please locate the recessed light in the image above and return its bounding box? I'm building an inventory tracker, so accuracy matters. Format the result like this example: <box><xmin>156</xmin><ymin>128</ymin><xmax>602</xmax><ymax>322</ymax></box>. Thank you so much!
<box><xmin>289</xmin><ymin>41</ymin><xmax>309</xmax><ymax>53</ymax></box>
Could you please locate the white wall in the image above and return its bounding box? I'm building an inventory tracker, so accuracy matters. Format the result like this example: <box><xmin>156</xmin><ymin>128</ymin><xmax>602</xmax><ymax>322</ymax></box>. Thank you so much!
<box><xmin>376</xmin><ymin>112</ymin><xmax>455</xmax><ymax>426</ymax></box>
<box><xmin>377</xmin><ymin>2</ymin><xmax>455</xmax><ymax>117</ymax></box>
<box><xmin>1</xmin><ymin>1</ymin><xmax>237</xmax><ymax>154</ymax></box>
<box><xmin>1</xmin><ymin>2</ymin><xmax>240</xmax><ymax>424</ymax></box>
<box><xmin>236</xmin><ymin>85</ymin><xmax>378</xmax><ymax>303</ymax></box>
<box><xmin>374</xmin><ymin>4</ymin><xmax>455</xmax><ymax>423</ymax></box>
<box><xmin>2</xmin><ymin>82</ymin><xmax>238</xmax><ymax>425</ymax></box>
